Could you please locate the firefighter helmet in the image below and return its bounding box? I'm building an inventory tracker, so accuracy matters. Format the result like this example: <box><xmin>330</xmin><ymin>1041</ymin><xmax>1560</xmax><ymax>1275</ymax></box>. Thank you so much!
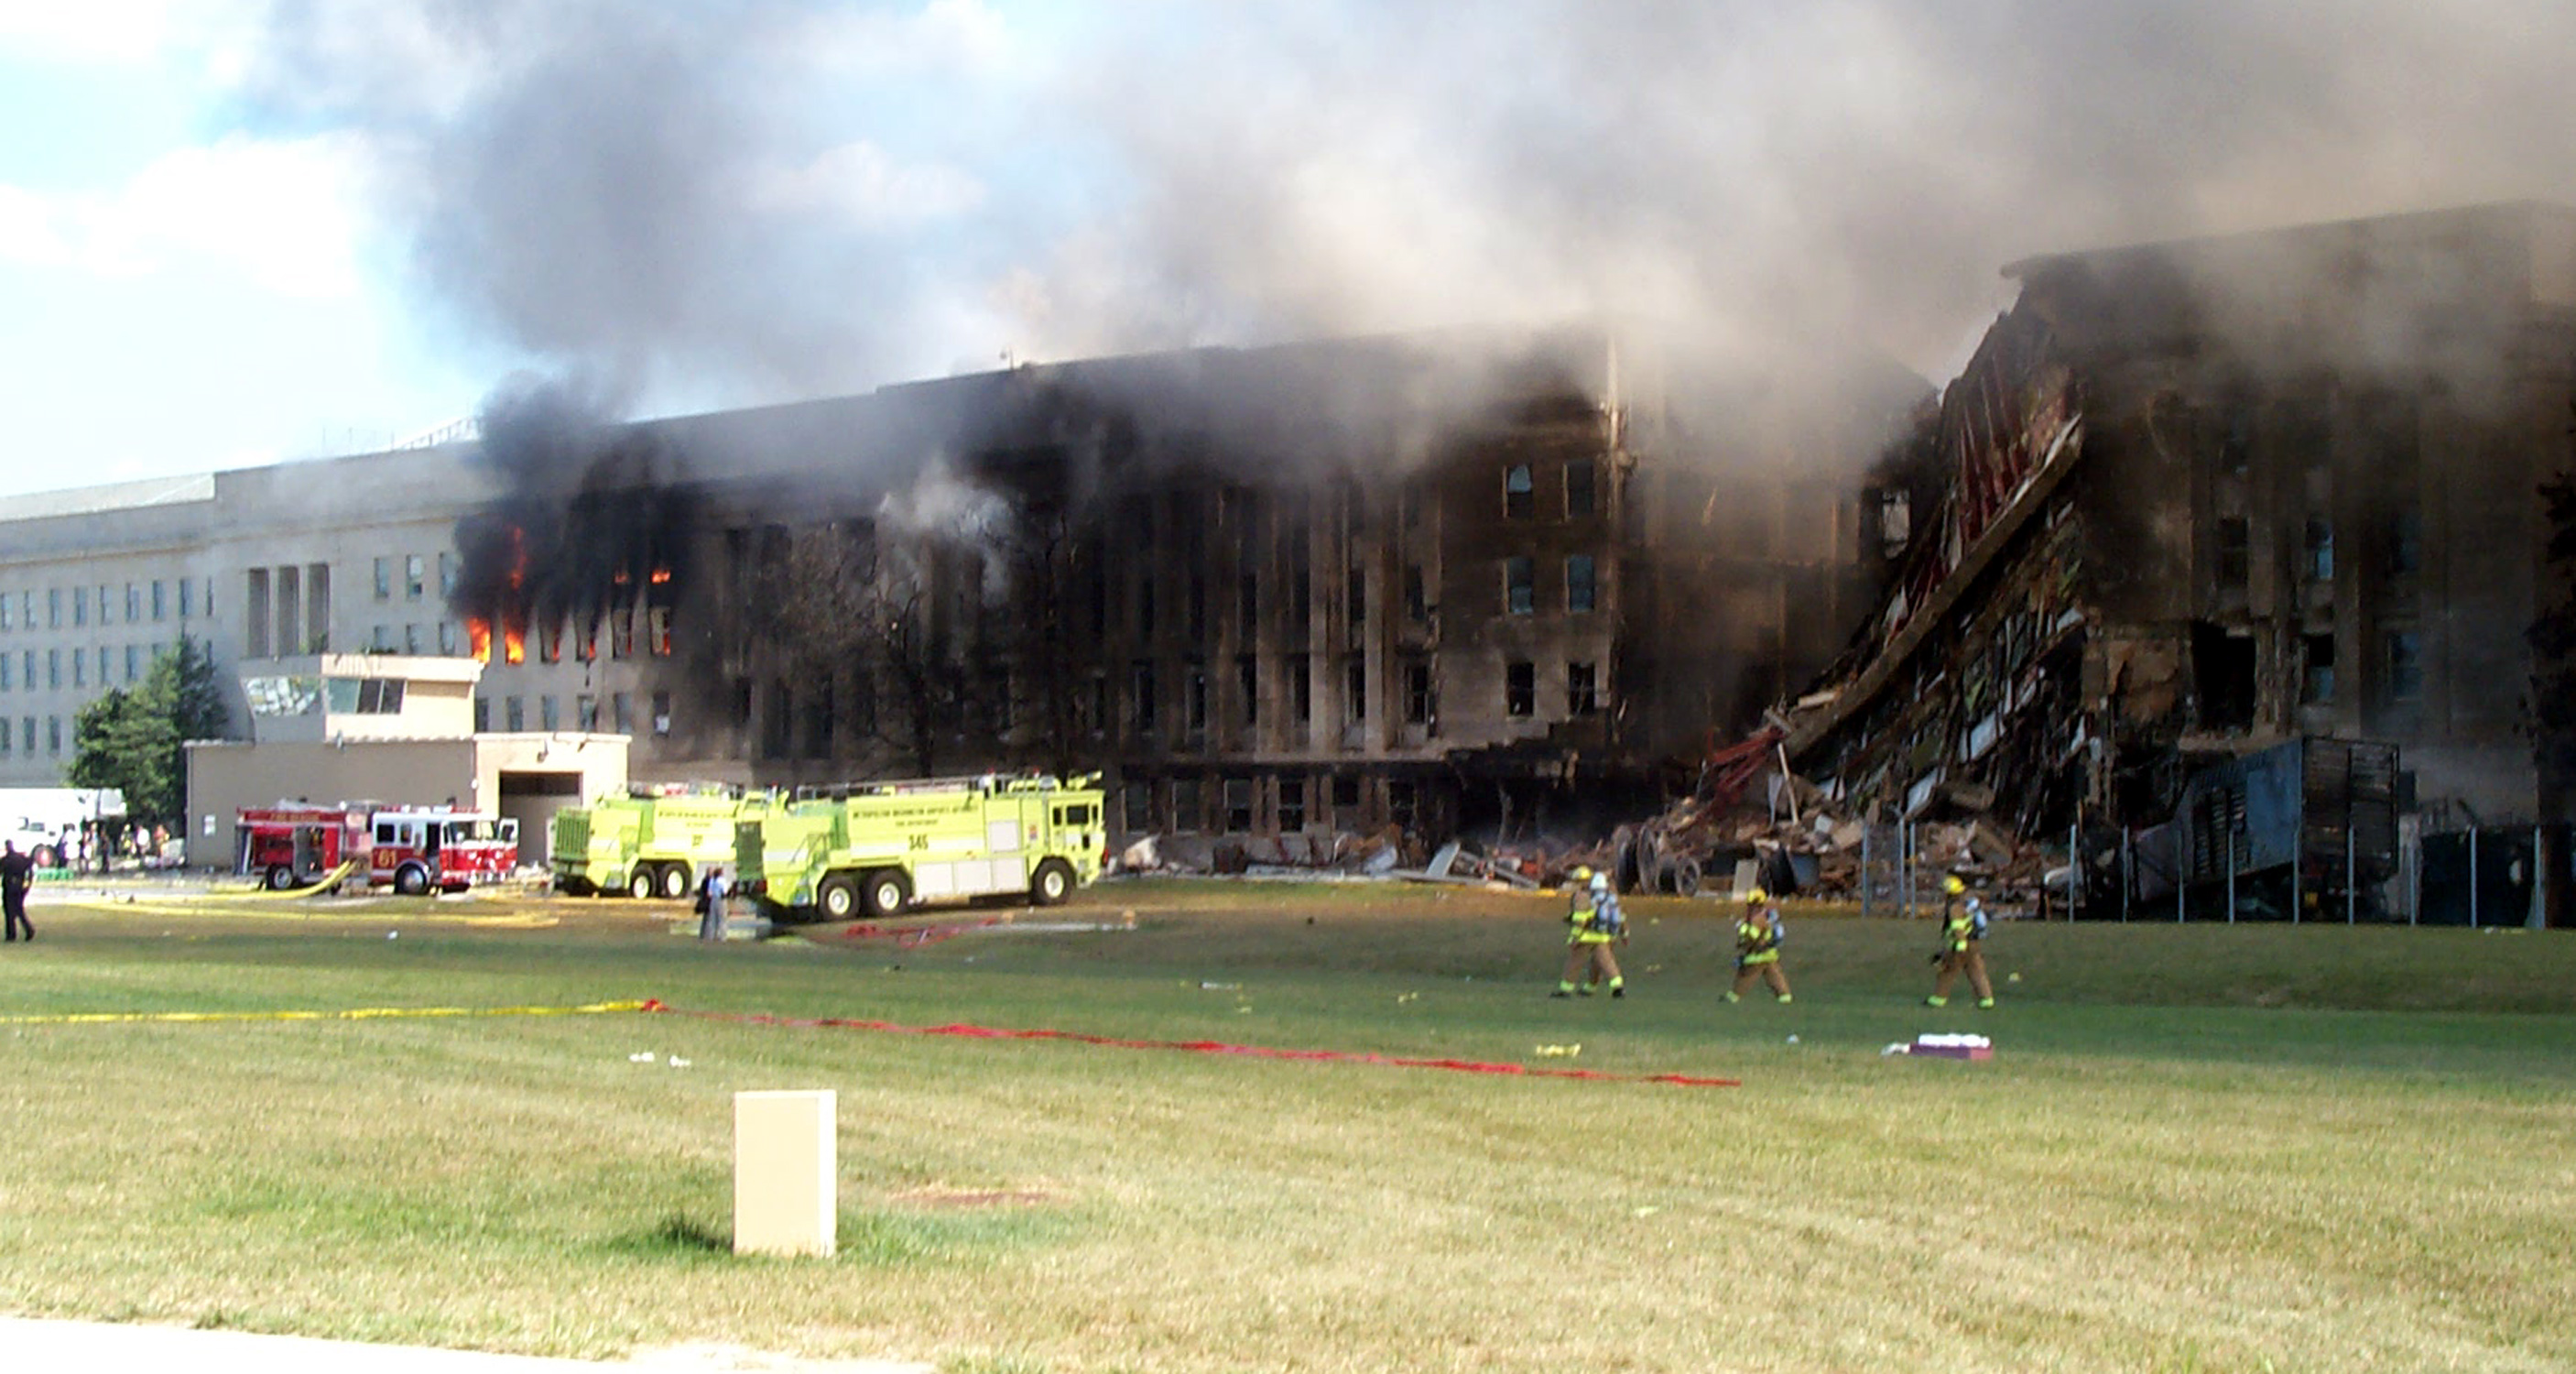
<box><xmin>1944</xmin><ymin>875</ymin><xmax>1968</xmax><ymax>895</ymax></box>
<box><xmin>1744</xmin><ymin>888</ymin><xmax>1767</xmax><ymax>905</ymax></box>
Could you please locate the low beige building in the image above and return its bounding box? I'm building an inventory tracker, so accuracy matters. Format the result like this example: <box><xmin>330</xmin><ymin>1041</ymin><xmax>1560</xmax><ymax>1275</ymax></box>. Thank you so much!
<box><xmin>182</xmin><ymin>653</ymin><xmax>626</xmax><ymax>872</ymax></box>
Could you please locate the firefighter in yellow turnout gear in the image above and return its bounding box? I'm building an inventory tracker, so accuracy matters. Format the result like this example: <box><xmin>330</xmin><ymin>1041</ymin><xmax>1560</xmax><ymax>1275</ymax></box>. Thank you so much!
<box><xmin>1725</xmin><ymin>888</ymin><xmax>1792</xmax><ymax>1003</ymax></box>
<box><xmin>1928</xmin><ymin>874</ymin><xmax>1995</xmax><ymax>1009</ymax></box>
<box><xmin>1553</xmin><ymin>868</ymin><xmax>1626</xmax><ymax>998</ymax></box>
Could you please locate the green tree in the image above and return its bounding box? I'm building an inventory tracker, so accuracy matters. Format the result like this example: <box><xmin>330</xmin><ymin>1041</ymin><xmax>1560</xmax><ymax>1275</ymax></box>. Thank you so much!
<box><xmin>68</xmin><ymin>635</ymin><xmax>229</xmax><ymax>831</ymax></box>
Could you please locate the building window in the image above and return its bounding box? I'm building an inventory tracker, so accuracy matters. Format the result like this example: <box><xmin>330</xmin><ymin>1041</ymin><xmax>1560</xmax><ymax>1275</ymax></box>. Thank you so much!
<box><xmin>1123</xmin><ymin>782</ymin><xmax>1153</xmax><ymax>834</ymax></box>
<box><xmin>2304</xmin><ymin>518</ymin><xmax>2333</xmax><ymax>581</ymax></box>
<box><xmin>613</xmin><ymin>692</ymin><xmax>633</xmax><ymax>733</ymax></box>
<box><xmin>1223</xmin><ymin>777</ymin><xmax>1255</xmax><ymax>834</ymax></box>
<box><xmin>578</xmin><ymin>694</ymin><xmax>600</xmax><ymax>731</ymax></box>
<box><xmin>1185</xmin><ymin>660</ymin><xmax>1209</xmax><ymax>731</ymax></box>
<box><xmin>372</xmin><ymin>625</ymin><xmax>394</xmax><ymax>652</ymax></box>
<box><xmin>1172</xmin><ymin>778</ymin><xmax>1203</xmax><ymax>833</ymax></box>
<box><xmin>1084</xmin><ymin>673</ymin><xmax>1108</xmax><ymax>736</ymax></box>
<box><xmin>1568</xmin><ymin>661</ymin><xmax>1599</xmax><ymax>714</ymax></box>
<box><xmin>124</xmin><ymin>645</ymin><xmax>139</xmax><ymax>682</ymax></box>
<box><xmin>1331</xmin><ymin>775</ymin><xmax>1362</xmax><ymax>818</ymax></box>
<box><xmin>48</xmin><ymin>588</ymin><xmax>61</xmax><ymax>629</ymax></box>
<box><xmin>2302</xmin><ymin>634</ymin><xmax>2335</xmax><ymax>704</ymax></box>
<box><xmin>0</xmin><ymin>655</ymin><xmax>9</xmax><ymax>691</ymax></box>
<box><xmin>1388</xmin><ymin>780</ymin><xmax>1418</xmax><ymax>829</ymax></box>
<box><xmin>405</xmin><ymin>624</ymin><xmax>423</xmax><ymax>655</ymax></box>
<box><xmin>71</xmin><ymin>651</ymin><xmax>83</xmax><ymax>688</ymax></box>
<box><xmin>1237</xmin><ymin>572</ymin><xmax>1258</xmax><ymax>629</ymax></box>
<box><xmin>1505</xmin><ymin>660</ymin><xmax>1535</xmax><ymax>716</ymax></box>
<box><xmin>1288</xmin><ymin>653</ymin><xmax>1311</xmax><ymax>723</ymax></box>
<box><xmin>2219</xmin><ymin>406</ymin><xmax>2255</xmax><ymax>474</ymax></box>
<box><xmin>1505</xmin><ymin>556</ymin><xmax>1535</xmax><ymax>615</ymax></box>
<box><xmin>2216</xmin><ymin>518</ymin><xmax>2250</xmax><ymax>593</ymax></box>
<box><xmin>0</xmin><ymin>594</ymin><xmax>10</xmax><ymax>630</ymax></box>
<box><xmin>48</xmin><ymin>715</ymin><xmax>61</xmax><ymax>755</ymax></box>
<box><xmin>539</xmin><ymin>695</ymin><xmax>560</xmax><ymax>731</ymax></box>
<box><xmin>1278</xmin><ymin>777</ymin><xmax>1307</xmax><ymax>833</ymax></box>
<box><xmin>177</xmin><ymin>580</ymin><xmax>191</xmax><ymax>619</ymax></box>
<box><xmin>1405</xmin><ymin>564</ymin><xmax>1427</xmax><ymax>622</ymax></box>
<box><xmin>125</xmin><ymin>583</ymin><xmax>140</xmax><ymax>622</ymax></box>
<box><xmin>374</xmin><ymin>557</ymin><xmax>392</xmax><ymax>600</ymax></box>
<box><xmin>1404</xmin><ymin>660</ymin><xmax>1434</xmax><ymax>725</ymax></box>
<box><xmin>541</xmin><ymin>620</ymin><xmax>562</xmax><ymax>664</ymax></box>
<box><xmin>71</xmin><ymin>590</ymin><xmax>85</xmax><ymax>628</ymax></box>
<box><xmin>1565</xmin><ymin>459</ymin><xmax>1596</xmax><ymax>518</ymax></box>
<box><xmin>612</xmin><ymin>611</ymin><xmax>634</xmax><ymax>659</ymax></box>
<box><xmin>439</xmin><ymin>552</ymin><xmax>458</xmax><ymax>597</ymax></box>
<box><xmin>1131</xmin><ymin>660</ymin><xmax>1158</xmax><ymax>732</ymax></box>
<box><xmin>2384</xmin><ymin>631</ymin><xmax>2422</xmax><ymax>703</ymax></box>
<box><xmin>473</xmin><ymin>696</ymin><xmax>490</xmax><ymax>732</ymax></box>
<box><xmin>1566</xmin><ymin>554</ymin><xmax>1596</xmax><ymax>613</ymax></box>
<box><xmin>0</xmin><ymin>718</ymin><xmax>9</xmax><ymax>755</ymax></box>
<box><xmin>439</xmin><ymin>621</ymin><xmax>459</xmax><ymax>655</ymax></box>
<box><xmin>405</xmin><ymin>555</ymin><xmax>426</xmax><ymax>601</ymax></box>
<box><xmin>1136</xmin><ymin>575</ymin><xmax>1156</xmax><ymax>638</ymax></box>
<box><xmin>505</xmin><ymin>696</ymin><xmax>525</xmax><ymax>731</ymax></box>
<box><xmin>48</xmin><ymin>649</ymin><xmax>60</xmax><ymax>690</ymax></box>
<box><xmin>1504</xmin><ymin>463</ymin><xmax>1534</xmax><ymax>518</ymax></box>
<box><xmin>1345</xmin><ymin>657</ymin><xmax>1366</xmax><ymax>721</ymax></box>
<box><xmin>1236</xmin><ymin>654</ymin><xmax>1259</xmax><ymax>726</ymax></box>
<box><xmin>651</xmin><ymin>691</ymin><xmax>673</xmax><ymax>736</ymax></box>
<box><xmin>2388</xmin><ymin>510</ymin><xmax>2423</xmax><ymax>576</ymax></box>
<box><xmin>1188</xmin><ymin>574</ymin><xmax>1207</xmax><ymax>641</ymax></box>
<box><xmin>648</xmin><ymin>606</ymin><xmax>672</xmax><ymax>656</ymax></box>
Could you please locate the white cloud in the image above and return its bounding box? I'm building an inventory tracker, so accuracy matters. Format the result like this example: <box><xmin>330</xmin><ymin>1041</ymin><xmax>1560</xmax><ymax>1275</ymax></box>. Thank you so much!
<box><xmin>0</xmin><ymin>132</ymin><xmax>377</xmax><ymax>298</ymax></box>
<box><xmin>799</xmin><ymin>0</ymin><xmax>1016</xmax><ymax>76</ymax></box>
<box><xmin>0</xmin><ymin>0</ymin><xmax>260</xmax><ymax>66</ymax></box>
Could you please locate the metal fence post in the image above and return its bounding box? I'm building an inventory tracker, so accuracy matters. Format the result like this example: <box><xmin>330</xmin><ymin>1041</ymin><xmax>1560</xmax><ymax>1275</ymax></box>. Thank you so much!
<box><xmin>2469</xmin><ymin>828</ymin><xmax>2481</xmax><ymax>929</ymax></box>
<box><xmin>2345</xmin><ymin>825</ymin><xmax>2356</xmax><ymax>925</ymax></box>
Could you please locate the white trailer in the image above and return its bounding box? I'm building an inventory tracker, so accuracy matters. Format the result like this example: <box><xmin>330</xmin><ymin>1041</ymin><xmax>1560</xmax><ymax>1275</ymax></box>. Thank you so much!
<box><xmin>0</xmin><ymin>788</ymin><xmax>126</xmax><ymax>866</ymax></box>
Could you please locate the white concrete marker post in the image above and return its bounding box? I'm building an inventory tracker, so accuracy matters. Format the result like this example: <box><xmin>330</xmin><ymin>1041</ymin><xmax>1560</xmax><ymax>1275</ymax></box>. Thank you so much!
<box><xmin>734</xmin><ymin>1089</ymin><xmax>836</xmax><ymax>1258</ymax></box>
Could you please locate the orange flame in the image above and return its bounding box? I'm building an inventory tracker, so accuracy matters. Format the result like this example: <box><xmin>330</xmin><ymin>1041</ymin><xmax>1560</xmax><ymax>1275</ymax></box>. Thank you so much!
<box><xmin>649</xmin><ymin>568</ymin><xmax>672</xmax><ymax>584</ymax></box>
<box><xmin>467</xmin><ymin>618</ymin><xmax>493</xmax><ymax>663</ymax></box>
<box><xmin>504</xmin><ymin>620</ymin><xmax>526</xmax><ymax>665</ymax></box>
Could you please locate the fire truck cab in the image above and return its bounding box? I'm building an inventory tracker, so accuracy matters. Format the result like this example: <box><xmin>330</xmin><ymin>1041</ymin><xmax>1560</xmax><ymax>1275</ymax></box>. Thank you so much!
<box><xmin>369</xmin><ymin>808</ymin><xmax>520</xmax><ymax>894</ymax></box>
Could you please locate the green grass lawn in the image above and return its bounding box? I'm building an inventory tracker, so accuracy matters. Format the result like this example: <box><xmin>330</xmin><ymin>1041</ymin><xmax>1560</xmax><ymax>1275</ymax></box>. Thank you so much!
<box><xmin>2</xmin><ymin>879</ymin><xmax>2571</xmax><ymax>1373</ymax></box>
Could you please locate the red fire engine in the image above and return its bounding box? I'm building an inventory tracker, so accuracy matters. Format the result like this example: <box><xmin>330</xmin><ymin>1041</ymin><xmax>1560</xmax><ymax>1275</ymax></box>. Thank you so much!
<box><xmin>368</xmin><ymin>807</ymin><xmax>520</xmax><ymax>893</ymax></box>
<box><xmin>234</xmin><ymin>803</ymin><xmax>520</xmax><ymax>893</ymax></box>
<box><xmin>234</xmin><ymin>803</ymin><xmax>375</xmax><ymax>890</ymax></box>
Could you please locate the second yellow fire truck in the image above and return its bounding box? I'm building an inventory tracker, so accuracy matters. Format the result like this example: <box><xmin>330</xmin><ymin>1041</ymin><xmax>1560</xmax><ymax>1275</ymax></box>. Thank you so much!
<box><xmin>735</xmin><ymin>773</ymin><xmax>1108</xmax><ymax>921</ymax></box>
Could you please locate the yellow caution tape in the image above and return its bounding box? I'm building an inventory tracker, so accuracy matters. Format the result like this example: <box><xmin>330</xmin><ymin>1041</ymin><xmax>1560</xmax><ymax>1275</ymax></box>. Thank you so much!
<box><xmin>0</xmin><ymin>998</ymin><xmax>649</xmax><ymax>1027</ymax></box>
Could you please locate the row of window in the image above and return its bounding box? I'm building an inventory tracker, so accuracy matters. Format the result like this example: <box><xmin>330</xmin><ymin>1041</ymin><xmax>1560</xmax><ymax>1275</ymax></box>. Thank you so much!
<box><xmin>1503</xmin><ymin>459</ymin><xmax>1599</xmax><ymax>521</ymax></box>
<box><xmin>1121</xmin><ymin>773</ymin><xmax>1421</xmax><ymax>835</ymax></box>
<box><xmin>474</xmin><ymin>608</ymin><xmax>675</xmax><ymax>666</ymax></box>
<box><xmin>1112</xmin><ymin>656</ymin><xmax>1600</xmax><ymax>734</ymax></box>
<box><xmin>2212</xmin><ymin>512</ymin><xmax>2423</xmax><ymax>591</ymax></box>
<box><xmin>1505</xmin><ymin>554</ymin><xmax>1597</xmax><ymax>615</ymax></box>
<box><xmin>0</xmin><ymin>644</ymin><xmax>171</xmax><ymax>693</ymax></box>
<box><xmin>473</xmin><ymin>692</ymin><xmax>674</xmax><ymax>736</ymax></box>
<box><xmin>2294</xmin><ymin>630</ymin><xmax>2423</xmax><ymax>706</ymax></box>
<box><xmin>0</xmin><ymin>715</ymin><xmax>64</xmax><ymax>757</ymax></box>
<box><xmin>373</xmin><ymin>553</ymin><xmax>457</xmax><ymax>604</ymax></box>
<box><xmin>0</xmin><ymin>580</ymin><xmax>206</xmax><ymax>634</ymax></box>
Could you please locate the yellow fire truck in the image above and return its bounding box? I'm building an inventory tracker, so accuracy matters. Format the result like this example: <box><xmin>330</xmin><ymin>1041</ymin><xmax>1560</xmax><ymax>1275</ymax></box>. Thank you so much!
<box><xmin>550</xmin><ymin>783</ymin><xmax>773</xmax><ymax>900</ymax></box>
<box><xmin>735</xmin><ymin>773</ymin><xmax>1108</xmax><ymax>921</ymax></box>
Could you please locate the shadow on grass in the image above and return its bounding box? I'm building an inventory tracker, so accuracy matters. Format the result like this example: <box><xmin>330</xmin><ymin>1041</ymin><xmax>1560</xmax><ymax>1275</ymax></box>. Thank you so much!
<box><xmin>598</xmin><ymin>1205</ymin><xmax>1073</xmax><ymax>1269</ymax></box>
<box><xmin>603</xmin><ymin>1213</ymin><xmax>733</xmax><ymax>1259</ymax></box>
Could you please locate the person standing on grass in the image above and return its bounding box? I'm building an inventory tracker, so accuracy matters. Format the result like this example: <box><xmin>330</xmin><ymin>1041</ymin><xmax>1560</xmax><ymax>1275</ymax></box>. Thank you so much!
<box><xmin>1725</xmin><ymin>888</ymin><xmax>1790</xmax><ymax>1003</ymax></box>
<box><xmin>2</xmin><ymin>839</ymin><xmax>33</xmax><ymax>943</ymax></box>
<box><xmin>698</xmin><ymin>865</ymin><xmax>730</xmax><ymax>943</ymax></box>
<box><xmin>1928</xmin><ymin>874</ymin><xmax>1994</xmax><ymax>1009</ymax></box>
<box><xmin>1553</xmin><ymin>867</ymin><xmax>1625</xmax><ymax>998</ymax></box>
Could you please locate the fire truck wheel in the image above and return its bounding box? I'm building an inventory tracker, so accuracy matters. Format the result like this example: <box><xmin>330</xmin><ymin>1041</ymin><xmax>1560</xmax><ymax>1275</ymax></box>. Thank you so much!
<box><xmin>658</xmin><ymin>864</ymin><xmax>693</xmax><ymax>901</ymax></box>
<box><xmin>395</xmin><ymin>864</ymin><xmax>431</xmax><ymax>896</ymax></box>
<box><xmin>1031</xmin><ymin>859</ymin><xmax>1074</xmax><ymax>907</ymax></box>
<box><xmin>817</xmin><ymin>874</ymin><xmax>862</xmax><ymax>921</ymax></box>
<box><xmin>864</xmin><ymin>869</ymin><xmax>913</xmax><ymax>919</ymax></box>
<box><xmin>265</xmin><ymin>865</ymin><xmax>298</xmax><ymax>891</ymax></box>
<box><xmin>627</xmin><ymin>867</ymin><xmax>658</xmax><ymax>900</ymax></box>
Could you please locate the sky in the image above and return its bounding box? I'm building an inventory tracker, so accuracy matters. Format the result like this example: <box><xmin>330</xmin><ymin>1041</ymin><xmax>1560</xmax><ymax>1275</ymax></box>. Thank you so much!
<box><xmin>5</xmin><ymin>0</ymin><xmax>2576</xmax><ymax>501</ymax></box>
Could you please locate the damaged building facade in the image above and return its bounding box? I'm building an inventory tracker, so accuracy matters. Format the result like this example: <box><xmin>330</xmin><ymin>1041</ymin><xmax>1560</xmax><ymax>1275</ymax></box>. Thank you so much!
<box><xmin>592</xmin><ymin>330</ymin><xmax>1914</xmax><ymax>851</ymax></box>
<box><xmin>1787</xmin><ymin>202</ymin><xmax>2576</xmax><ymax>893</ymax></box>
